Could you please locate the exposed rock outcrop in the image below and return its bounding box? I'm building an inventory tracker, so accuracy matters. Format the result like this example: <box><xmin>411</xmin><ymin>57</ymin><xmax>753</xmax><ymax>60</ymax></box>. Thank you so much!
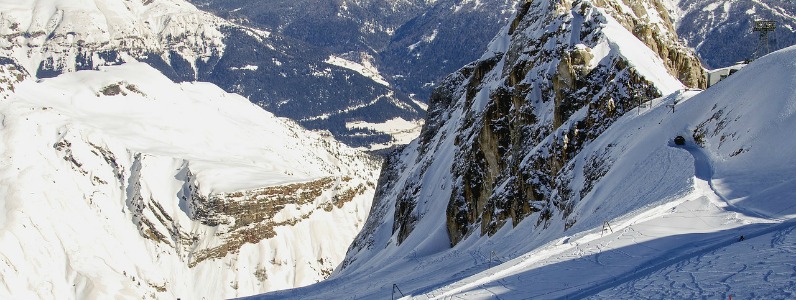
<box><xmin>342</xmin><ymin>0</ymin><xmax>702</xmax><ymax>263</ymax></box>
<box><xmin>442</xmin><ymin>0</ymin><xmax>699</xmax><ymax>246</ymax></box>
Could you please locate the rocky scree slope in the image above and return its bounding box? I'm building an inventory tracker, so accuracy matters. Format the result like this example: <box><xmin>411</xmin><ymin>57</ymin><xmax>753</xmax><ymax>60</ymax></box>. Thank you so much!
<box><xmin>0</xmin><ymin>62</ymin><xmax>380</xmax><ymax>299</ymax></box>
<box><xmin>0</xmin><ymin>0</ymin><xmax>424</xmax><ymax>148</ymax></box>
<box><xmin>340</xmin><ymin>0</ymin><xmax>704</xmax><ymax>271</ymax></box>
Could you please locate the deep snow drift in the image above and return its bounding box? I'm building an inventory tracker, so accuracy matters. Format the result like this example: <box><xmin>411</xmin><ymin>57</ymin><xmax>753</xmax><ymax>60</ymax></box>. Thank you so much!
<box><xmin>251</xmin><ymin>45</ymin><xmax>796</xmax><ymax>300</ymax></box>
<box><xmin>0</xmin><ymin>62</ymin><xmax>380</xmax><ymax>299</ymax></box>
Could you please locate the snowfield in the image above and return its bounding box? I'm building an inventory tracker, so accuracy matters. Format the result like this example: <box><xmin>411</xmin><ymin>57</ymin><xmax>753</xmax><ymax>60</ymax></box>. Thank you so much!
<box><xmin>325</xmin><ymin>54</ymin><xmax>391</xmax><ymax>88</ymax></box>
<box><xmin>345</xmin><ymin>117</ymin><xmax>424</xmax><ymax>151</ymax></box>
<box><xmin>249</xmin><ymin>45</ymin><xmax>796</xmax><ymax>300</ymax></box>
<box><xmin>0</xmin><ymin>0</ymin><xmax>228</xmax><ymax>75</ymax></box>
<box><xmin>0</xmin><ymin>62</ymin><xmax>380</xmax><ymax>299</ymax></box>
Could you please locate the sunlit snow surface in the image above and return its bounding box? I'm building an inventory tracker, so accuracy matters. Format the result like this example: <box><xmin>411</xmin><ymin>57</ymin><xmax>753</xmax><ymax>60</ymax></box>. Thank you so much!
<box><xmin>251</xmin><ymin>46</ymin><xmax>796</xmax><ymax>300</ymax></box>
<box><xmin>0</xmin><ymin>62</ymin><xmax>379</xmax><ymax>299</ymax></box>
<box><xmin>345</xmin><ymin>117</ymin><xmax>424</xmax><ymax>151</ymax></box>
<box><xmin>11</xmin><ymin>63</ymin><xmax>336</xmax><ymax>193</ymax></box>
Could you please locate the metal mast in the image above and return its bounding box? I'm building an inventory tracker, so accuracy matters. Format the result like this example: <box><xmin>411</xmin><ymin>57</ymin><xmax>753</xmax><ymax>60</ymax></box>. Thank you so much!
<box><xmin>753</xmin><ymin>20</ymin><xmax>776</xmax><ymax>59</ymax></box>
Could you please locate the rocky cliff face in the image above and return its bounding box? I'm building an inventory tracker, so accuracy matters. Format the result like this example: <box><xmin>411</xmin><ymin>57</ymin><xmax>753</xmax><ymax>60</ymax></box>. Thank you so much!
<box><xmin>341</xmin><ymin>0</ymin><xmax>702</xmax><ymax>268</ymax></box>
<box><xmin>441</xmin><ymin>0</ymin><xmax>700</xmax><ymax>246</ymax></box>
<box><xmin>591</xmin><ymin>0</ymin><xmax>705</xmax><ymax>88</ymax></box>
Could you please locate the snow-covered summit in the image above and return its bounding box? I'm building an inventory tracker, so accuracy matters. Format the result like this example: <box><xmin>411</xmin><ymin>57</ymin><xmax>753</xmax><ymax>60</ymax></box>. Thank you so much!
<box><xmin>335</xmin><ymin>0</ymin><xmax>703</xmax><ymax>268</ymax></box>
<box><xmin>0</xmin><ymin>61</ymin><xmax>380</xmax><ymax>299</ymax></box>
<box><xmin>0</xmin><ymin>0</ymin><xmax>228</xmax><ymax>76</ymax></box>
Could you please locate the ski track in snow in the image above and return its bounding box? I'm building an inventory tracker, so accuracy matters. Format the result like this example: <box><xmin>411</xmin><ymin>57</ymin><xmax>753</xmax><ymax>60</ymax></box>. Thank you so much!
<box><xmin>682</xmin><ymin>143</ymin><xmax>772</xmax><ymax>221</ymax></box>
<box><xmin>592</xmin><ymin>222</ymin><xmax>796</xmax><ymax>299</ymax></box>
<box><xmin>421</xmin><ymin>140</ymin><xmax>791</xmax><ymax>299</ymax></box>
<box><xmin>246</xmin><ymin>45</ymin><xmax>796</xmax><ymax>300</ymax></box>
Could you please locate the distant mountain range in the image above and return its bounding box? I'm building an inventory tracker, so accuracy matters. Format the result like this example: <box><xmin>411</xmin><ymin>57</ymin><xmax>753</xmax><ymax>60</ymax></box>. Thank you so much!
<box><xmin>4</xmin><ymin>0</ymin><xmax>794</xmax><ymax>152</ymax></box>
<box><xmin>667</xmin><ymin>0</ymin><xmax>796</xmax><ymax>68</ymax></box>
<box><xmin>189</xmin><ymin>0</ymin><xmax>517</xmax><ymax>100</ymax></box>
<box><xmin>0</xmin><ymin>0</ymin><xmax>425</xmax><ymax>150</ymax></box>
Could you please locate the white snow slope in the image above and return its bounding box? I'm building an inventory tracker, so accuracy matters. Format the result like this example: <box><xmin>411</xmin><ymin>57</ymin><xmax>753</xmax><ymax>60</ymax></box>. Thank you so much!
<box><xmin>0</xmin><ymin>62</ymin><xmax>380</xmax><ymax>299</ymax></box>
<box><xmin>250</xmin><ymin>45</ymin><xmax>796</xmax><ymax>299</ymax></box>
<box><xmin>0</xmin><ymin>0</ymin><xmax>232</xmax><ymax>76</ymax></box>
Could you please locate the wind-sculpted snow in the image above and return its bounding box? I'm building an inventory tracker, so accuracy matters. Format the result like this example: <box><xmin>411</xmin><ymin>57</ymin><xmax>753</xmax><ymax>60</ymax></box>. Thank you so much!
<box><xmin>0</xmin><ymin>62</ymin><xmax>380</xmax><ymax>299</ymax></box>
<box><xmin>592</xmin><ymin>224</ymin><xmax>796</xmax><ymax>299</ymax></box>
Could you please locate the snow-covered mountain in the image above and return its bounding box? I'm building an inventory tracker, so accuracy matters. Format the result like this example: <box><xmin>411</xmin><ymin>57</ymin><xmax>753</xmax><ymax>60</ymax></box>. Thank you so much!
<box><xmin>0</xmin><ymin>61</ymin><xmax>380</xmax><ymax>299</ymax></box>
<box><xmin>380</xmin><ymin>0</ymin><xmax>518</xmax><ymax>100</ymax></box>
<box><xmin>344</xmin><ymin>0</ymin><xmax>703</xmax><ymax>258</ymax></box>
<box><xmin>0</xmin><ymin>0</ymin><xmax>425</xmax><ymax>149</ymax></box>
<box><xmin>665</xmin><ymin>0</ymin><xmax>796</xmax><ymax>68</ymax></box>
<box><xmin>246</xmin><ymin>0</ymin><xmax>791</xmax><ymax>298</ymax></box>
<box><xmin>190</xmin><ymin>0</ymin><xmax>429</xmax><ymax>55</ymax></box>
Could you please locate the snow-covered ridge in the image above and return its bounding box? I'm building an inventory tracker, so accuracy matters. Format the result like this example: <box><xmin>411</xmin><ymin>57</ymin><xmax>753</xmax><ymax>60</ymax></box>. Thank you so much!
<box><xmin>252</xmin><ymin>42</ymin><xmax>796</xmax><ymax>300</ymax></box>
<box><xmin>0</xmin><ymin>0</ymin><xmax>235</xmax><ymax>76</ymax></box>
<box><xmin>0</xmin><ymin>62</ymin><xmax>380</xmax><ymax>299</ymax></box>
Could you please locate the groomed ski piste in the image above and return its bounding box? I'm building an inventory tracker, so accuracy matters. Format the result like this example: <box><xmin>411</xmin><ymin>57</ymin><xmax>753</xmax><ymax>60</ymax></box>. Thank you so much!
<box><xmin>250</xmin><ymin>46</ymin><xmax>796</xmax><ymax>299</ymax></box>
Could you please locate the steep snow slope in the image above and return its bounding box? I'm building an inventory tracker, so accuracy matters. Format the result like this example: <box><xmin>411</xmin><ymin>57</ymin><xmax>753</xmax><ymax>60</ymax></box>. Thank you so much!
<box><xmin>417</xmin><ymin>45</ymin><xmax>796</xmax><ymax>299</ymax></box>
<box><xmin>251</xmin><ymin>39</ymin><xmax>796</xmax><ymax>300</ymax></box>
<box><xmin>332</xmin><ymin>0</ymin><xmax>702</xmax><ymax>272</ymax></box>
<box><xmin>0</xmin><ymin>0</ymin><xmax>425</xmax><ymax>149</ymax></box>
<box><xmin>0</xmin><ymin>62</ymin><xmax>380</xmax><ymax>299</ymax></box>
